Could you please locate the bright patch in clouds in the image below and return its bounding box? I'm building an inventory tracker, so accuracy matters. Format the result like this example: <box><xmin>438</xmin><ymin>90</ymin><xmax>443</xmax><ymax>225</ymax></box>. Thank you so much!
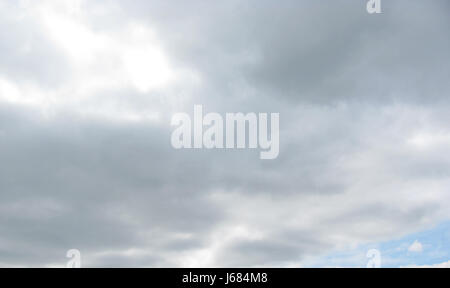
<box><xmin>2</xmin><ymin>0</ymin><xmax>196</xmax><ymax>122</ymax></box>
<box><xmin>408</xmin><ymin>132</ymin><xmax>450</xmax><ymax>149</ymax></box>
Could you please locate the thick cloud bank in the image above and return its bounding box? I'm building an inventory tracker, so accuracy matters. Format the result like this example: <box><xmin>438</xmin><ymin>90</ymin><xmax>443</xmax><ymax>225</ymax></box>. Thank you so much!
<box><xmin>0</xmin><ymin>0</ymin><xmax>449</xmax><ymax>267</ymax></box>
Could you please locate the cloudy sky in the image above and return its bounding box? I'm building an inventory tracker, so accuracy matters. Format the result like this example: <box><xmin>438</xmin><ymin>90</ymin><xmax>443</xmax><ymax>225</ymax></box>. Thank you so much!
<box><xmin>0</xmin><ymin>0</ymin><xmax>449</xmax><ymax>267</ymax></box>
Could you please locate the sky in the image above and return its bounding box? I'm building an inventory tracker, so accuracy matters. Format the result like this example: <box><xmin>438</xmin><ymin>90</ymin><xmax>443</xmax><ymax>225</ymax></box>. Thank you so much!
<box><xmin>0</xmin><ymin>0</ymin><xmax>449</xmax><ymax>267</ymax></box>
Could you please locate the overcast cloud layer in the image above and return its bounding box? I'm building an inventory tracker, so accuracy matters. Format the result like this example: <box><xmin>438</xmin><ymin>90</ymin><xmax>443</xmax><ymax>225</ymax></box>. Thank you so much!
<box><xmin>0</xmin><ymin>0</ymin><xmax>449</xmax><ymax>267</ymax></box>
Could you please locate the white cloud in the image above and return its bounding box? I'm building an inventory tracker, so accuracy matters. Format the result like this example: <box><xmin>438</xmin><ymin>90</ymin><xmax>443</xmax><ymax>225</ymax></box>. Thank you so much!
<box><xmin>0</xmin><ymin>0</ymin><xmax>200</xmax><ymax>122</ymax></box>
<box><xmin>403</xmin><ymin>260</ymin><xmax>450</xmax><ymax>268</ymax></box>
<box><xmin>408</xmin><ymin>240</ymin><xmax>423</xmax><ymax>253</ymax></box>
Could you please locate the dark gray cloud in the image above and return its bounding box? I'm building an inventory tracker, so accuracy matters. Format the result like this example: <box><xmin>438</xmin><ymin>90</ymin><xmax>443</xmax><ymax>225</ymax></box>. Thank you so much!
<box><xmin>115</xmin><ymin>0</ymin><xmax>450</xmax><ymax>104</ymax></box>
